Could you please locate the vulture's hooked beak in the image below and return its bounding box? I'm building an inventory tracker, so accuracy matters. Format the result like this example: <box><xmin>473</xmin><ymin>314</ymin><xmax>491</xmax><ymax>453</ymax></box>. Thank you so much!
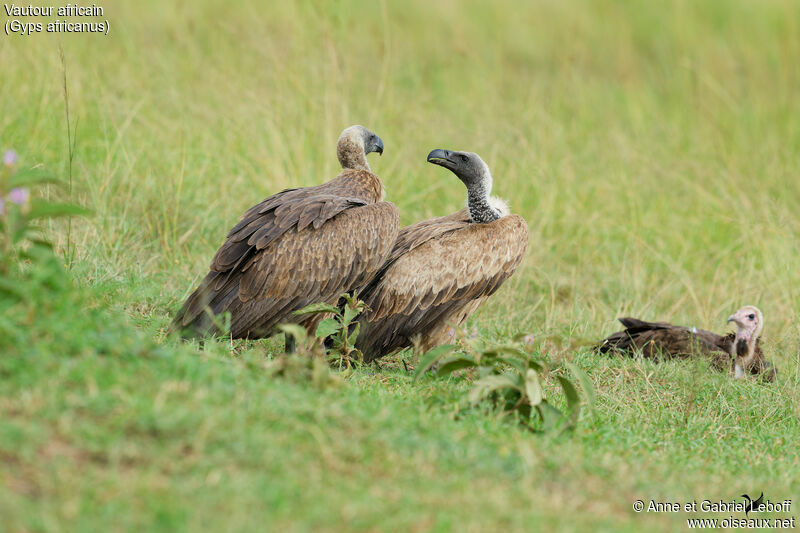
<box><xmin>368</xmin><ymin>135</ymin><xmax>384</xmax><ymax>156</ymax></box>
<box><xmin>727</xmin><ymin>315</ymin><xmax>743</xmax><ymax>328</ymax></box>
<box><xmin>427</xmin><ymin>149</ymin><xmax>456</xmax><ymax>170</ymax></box>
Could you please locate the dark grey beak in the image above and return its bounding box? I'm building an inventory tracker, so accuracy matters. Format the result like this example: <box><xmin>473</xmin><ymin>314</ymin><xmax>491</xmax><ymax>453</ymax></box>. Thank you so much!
<box><xmin>366</xmin><ymin>135</ymin><xmax>384</xmax><ymax>156</ymax></box>
<box><xmin>427</xmin><ymin>149</ymin><xmax>455</xmax><ymax>169</ymax></box>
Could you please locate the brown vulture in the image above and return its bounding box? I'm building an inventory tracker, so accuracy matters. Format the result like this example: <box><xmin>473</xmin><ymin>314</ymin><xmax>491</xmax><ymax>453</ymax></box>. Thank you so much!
<box><xmin>170</xmin><ymin>125</ymin><xmax>400</xmax><ymax>347</ymax></box>
<box><xmin>354</xmin><ymin>149</ymin><xmax>529</xmax><ymax>362</ymax></box>
<box><xmin>596</xmin><ymin>305</ymin><xmax>776</xmax><ymax>380</ymax></box>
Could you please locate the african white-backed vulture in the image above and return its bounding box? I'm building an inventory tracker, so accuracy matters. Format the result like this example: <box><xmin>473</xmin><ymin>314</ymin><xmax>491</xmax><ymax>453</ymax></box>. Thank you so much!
<box><xmin>170</xmin><ymin>125</ymin><xmax>400</xmax><ymax>344</ymax></box>
<box><xmin>354</xmin><ymin>149</ymin><xmax>529</xmax><ymax>361</ymax></box>
<box><xmin>596</xmin><ymin>305</ymin><xmax>776</xmax><ymax>380</ymax></box>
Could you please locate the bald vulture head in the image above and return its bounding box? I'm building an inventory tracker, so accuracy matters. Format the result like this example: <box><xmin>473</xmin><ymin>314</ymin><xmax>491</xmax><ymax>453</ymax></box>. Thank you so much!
<box><xmin>427</xmin><ymin>149</ymin><xmax>509</xmax><ymax>223</ymax></box>
<box><xmin>337</xmin><ymin>125</ymin><xmax>384</xmax><ymax>172</ymax></box>
<box><xmin>727</xmin><ymin>305</ymin><xmax>765</xmax><ymax>378</ymax></box>
<box><xmin>727</xmin><ymin>305</ymin><xmax>763</xmax><ymax>342</ymax></box>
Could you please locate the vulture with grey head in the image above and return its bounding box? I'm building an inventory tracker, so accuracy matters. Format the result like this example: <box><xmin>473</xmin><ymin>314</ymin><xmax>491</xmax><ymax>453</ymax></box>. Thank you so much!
<box><xmin>169</xmin><ymin>125</ymin><xmax>400</xmax><ymax>344</ymax></box>
<box><xmin>596</xmin><ymin>305</ymin><xmax>776</xmax><ymax>381</ymax></box>
<box><xmin>354</xmin><ymin>149</ymin><xmax>529</xmax><ymax>362</ymax></box>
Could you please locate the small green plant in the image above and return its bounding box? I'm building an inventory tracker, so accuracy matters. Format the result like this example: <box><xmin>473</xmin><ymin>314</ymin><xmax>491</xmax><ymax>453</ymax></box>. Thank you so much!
<box><xmin>414</xmin><ymin>333</ymin><xmax>595</xmax><ymax>434</ymax></box>
<box><xmin>254</xmin><ymin>324</ymin><xmax>346</xmax><ymax>389</ymax></box>
<box><xmin>0</xmin><ymin>148</ymin><xmax>88</xmax><ymax>287</ymax></box>
<box><xmin>292</xmin><ymin>292</ymin><xmax>366</xmax><ymax>370</ymax></box>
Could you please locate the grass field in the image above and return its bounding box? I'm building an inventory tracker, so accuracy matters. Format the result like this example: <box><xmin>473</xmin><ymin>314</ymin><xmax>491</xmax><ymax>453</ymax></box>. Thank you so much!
<box><xmin>2</xmin><ymin>0</ymin><xmax>800</xmax><ymax>531</ymax></box>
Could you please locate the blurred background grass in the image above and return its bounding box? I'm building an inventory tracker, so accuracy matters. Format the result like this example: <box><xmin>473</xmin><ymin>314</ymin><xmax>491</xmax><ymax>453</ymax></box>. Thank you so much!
<box><xmin>1</xmin><ymin>0</ymin><xmax>800</xmax><ymax>530</ymax></box>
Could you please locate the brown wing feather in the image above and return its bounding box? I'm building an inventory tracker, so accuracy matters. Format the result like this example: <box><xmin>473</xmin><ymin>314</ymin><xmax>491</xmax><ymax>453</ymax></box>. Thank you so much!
<box><xmin>212</xmin><ymin>182</ymin><xmax>375</xmax><ymax>273</ymax></box>
<box><xmin>380</xmin><ymin>209</ymin><xmax>472</xmax><ymax>267</ymax></box>
<box><xmin>356</xmin><ymin>214</ymin><xmax>528</xmax><ymax>361</ymax></box>
<box><xmin>596</xmin><ymin>317</ymin><xmax>730</xmax><ymax>358</ymax></box>
<box><xmin>170</xmin><ymin>168</ymin><xmax>393</xmax><ymax>339</ymax></box>
<box><xmin>230</xmin><ymin>202</ymin><xmax>399</xmax><ymax>332</ymax></box>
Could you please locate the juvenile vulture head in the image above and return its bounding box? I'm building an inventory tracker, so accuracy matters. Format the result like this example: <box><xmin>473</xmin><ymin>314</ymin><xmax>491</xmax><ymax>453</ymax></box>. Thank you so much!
<box><xmin>427</xmin><ymin>149</ymin><xmax>509</xmax><ymax>223</ymax></box>
<box><xmin>337</xmin><ymin>125</ymin><xmax>384</xmax><ymax>172</ymax></box>
<box><xmin>727</xmin><ymin>305</ymin><xmax>766</xmax><ymax>379</ymax></box>
<box><xmin>727</xmin><ymin>305</ymin><xmax>763</xmax><ymax>342</ymax></box>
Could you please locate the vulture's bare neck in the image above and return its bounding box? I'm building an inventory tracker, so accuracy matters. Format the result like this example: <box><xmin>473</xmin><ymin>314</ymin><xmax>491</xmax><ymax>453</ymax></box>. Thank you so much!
<box><xmin>733</xmin><ymin>330</ymin><xmax>759</xmax><ymax>378</ymax></box>
<box><xmin>466</xmin><ymin>171</ymin><xmax>501</xmax><ymax>223</ymax></box>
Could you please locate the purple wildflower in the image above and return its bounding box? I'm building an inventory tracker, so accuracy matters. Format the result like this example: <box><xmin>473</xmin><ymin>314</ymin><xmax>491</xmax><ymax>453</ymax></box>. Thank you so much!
<box><xmin>0</xmin><ymin>197</ymin><xmax>4</xmax><ymax>215</ymax></box>
<box><xmin>3</xmin><ymin>150</ymin><xmax>17</xmax><ymax>167</ymax></box>
<box><xmin>8</xmin><ymin>187</ymin><xmax>29</xmax><ymax>205</ymax></box>
<box><xmin>523</xmin><ymin>334</ymin><xmax>535</xmax><ymax>347</ymax></box>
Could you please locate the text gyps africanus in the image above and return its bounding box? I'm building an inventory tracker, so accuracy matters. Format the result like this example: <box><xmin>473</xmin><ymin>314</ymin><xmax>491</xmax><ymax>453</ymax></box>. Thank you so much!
<box><xmin>354</xmin><ymin>149</ymin><xmax>529</xmax><ymax>362</ymax></box>
<box><xmin>170</xmin><ymin>126</ymin><xmax>400</xmax><ymax>347</ymax></box>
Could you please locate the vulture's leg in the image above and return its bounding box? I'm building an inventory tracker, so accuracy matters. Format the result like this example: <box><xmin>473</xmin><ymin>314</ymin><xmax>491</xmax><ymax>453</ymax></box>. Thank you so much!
<box><xmin>285</xmin><ymin>332</ymin><xmax>296</xmax><ymax>354</ymax></box>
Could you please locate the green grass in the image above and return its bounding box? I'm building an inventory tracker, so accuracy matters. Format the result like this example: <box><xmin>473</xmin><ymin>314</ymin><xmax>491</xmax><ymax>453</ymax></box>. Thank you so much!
<box><xmin>2</xmin><ymin>0</ymin><xmax>800</xmax><ymax>530</ymax></box>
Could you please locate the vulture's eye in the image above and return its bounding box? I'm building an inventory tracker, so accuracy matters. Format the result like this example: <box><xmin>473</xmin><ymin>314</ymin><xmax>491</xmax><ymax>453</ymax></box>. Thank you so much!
<box><xmin>460</xmin><ymin>155</ymin><xmax>468</xmax><ymax>163</ymax></box>
<box><xmin>748</xmin><ymin>314</ymin><xmax>755</xmax><ymax>320</ymax></box>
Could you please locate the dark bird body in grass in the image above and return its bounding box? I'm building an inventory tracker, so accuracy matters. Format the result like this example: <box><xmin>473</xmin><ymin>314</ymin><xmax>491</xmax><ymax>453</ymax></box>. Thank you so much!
<box><xmin>355</xmin><ymin>149</ymin><xmax>529</xmax><ymax>362</ymax></box>
<box><xmin>170</xmin><ymin>126</ymin><xmax>400</xmax><ymax>341</ymax></box>
<box><xmin>596</xmin><ymin>305</ymin><xmax>776</xmax><ymax>381</ymax></box>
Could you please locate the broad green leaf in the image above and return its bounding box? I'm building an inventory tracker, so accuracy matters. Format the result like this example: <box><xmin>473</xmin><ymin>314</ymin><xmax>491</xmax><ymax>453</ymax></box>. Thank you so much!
<box><xmin>557</xmin><ymin>375</ymin><xmax>581</xmax><ymax>426</ymax></box>
<box><xmin>491</xmin><ymin>345</ymin><xmax>530</xmax><ymax>358</ymax></box>
<box><xmin>524</xmin><ymin>369</ymin><xmax>543</xmax><ymax>406</ymax></box>
<box><xmin>497</xmin><ymin>355</ymin><xmax>529</xmax><ymax>375</ymax></box>
<box><xmin>468</xmin><ymin>374</ymin><xmax>520</xmax><ymax>404</ymax></box>
<box><xmin>566</xmin><ymin>362</ymin><xmax>596</xmax><ymax>414</ymax></box>
<box><xmin>530</xmin><ymin>359</ymin><xmax>544</xmax><ymax>372</ymax></box>
<box><xmin>535</xmin><ymin>400</ymin><xmax>566</xmax><ymax>432</ymax></box>
<box><xmin>293</xmin><ymin>302</ymin><xmax>339</xmax><ymax>316</ymax></box>
<box><xmin>26</xmin><ymin>203</ymin><xmax>92</xmax><ymax>220</ymax></box>
<box><xmin>506</xmin><ymin>369</ymin><xmax>525</xmax><ymax>390</ymax></box>
<box><xmin>27</xmin><ymin>238</ymin><xmax>55</xmax><ymax>250</ymax></box>
<box><xmin>343</xmin><ymin>305</ymin><xmax>361</xmax><ymax>325</ymax></box>
<box><xmin>436</xmin><ymin>356</ymin><xmax>478</xmax><ymax>377</ymax></box>
<box><xmin>314</xmin><ymin>318</ymin><xmax>340</xmax><ymax>339</ymax></box>
<box><xmin>7</xmin><ymin>169</ymin><xmax>63</xmax><ymax>188</ymax></box>
<box><xmin>412</xmin><ymin>344</ymin><xmax>457</xmax><ymax>382</ymax></box>
<box><xmin>348</xmin><ymin>321</ymin><xmax>360</xmax><ymax>345</ymax></box>
<box><xmin>276</xmin><ymin>323</ymin><xmax>308</xmax><ymax>345</ymax></box>
<box><xmin>477</xmin><ymin>366</ymin><xmax>494</xmax><ymax>379</ymax></box>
